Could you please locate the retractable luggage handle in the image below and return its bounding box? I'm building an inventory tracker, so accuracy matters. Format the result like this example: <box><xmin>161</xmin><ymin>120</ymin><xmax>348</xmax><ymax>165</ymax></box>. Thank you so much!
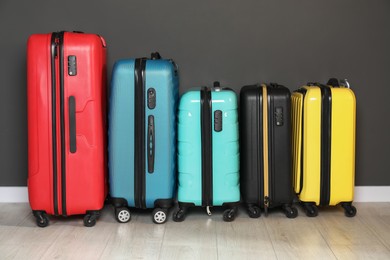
<box><xmin>326</xmin><ymin>78</ymin><xmax>351</xmax><ymax>88</ymax></box>
<box><xmin>308</xmin><ymin>79</ymin><xmax>351</xmax><ymax>89</ymax></box>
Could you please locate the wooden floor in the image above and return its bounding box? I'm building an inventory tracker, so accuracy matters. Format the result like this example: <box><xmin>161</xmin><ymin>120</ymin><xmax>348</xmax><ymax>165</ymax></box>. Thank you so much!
<box><xmin>0</xmin><ymin>203</ymin><xmax>389</xmax><ymax>259</ymax></box>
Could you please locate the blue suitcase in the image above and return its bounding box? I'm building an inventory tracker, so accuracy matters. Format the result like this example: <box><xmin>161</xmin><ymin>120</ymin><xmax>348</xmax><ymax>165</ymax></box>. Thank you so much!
<box><xmin>173</xmin><ymin>82</ymin><xmax>240</xmax><ymax>222</ymax></box>
<box><xmin>108</xmin><ymin>52</ymin><xmax>178</xmax><ymax>224</ymax></box>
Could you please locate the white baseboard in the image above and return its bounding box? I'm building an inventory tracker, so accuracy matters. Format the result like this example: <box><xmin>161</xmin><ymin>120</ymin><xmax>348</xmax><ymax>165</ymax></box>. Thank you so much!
<box><xmin>0</xmin><ymin>186</ymin><xmax>389</xmax><ymax>203</ymax></box>
<box><xmin>353</xmin><ymin>186</ymin><xmax>390</xmax><ymax>202</ymax></box>
<box><xmin>0</xmin><ymin>187</ymin><xmax>29</xmax><ymax>203</ymax></box>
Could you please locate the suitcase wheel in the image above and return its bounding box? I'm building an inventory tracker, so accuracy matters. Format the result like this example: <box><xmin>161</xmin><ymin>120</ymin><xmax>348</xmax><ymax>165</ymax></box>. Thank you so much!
<box><xmin>83</xmin><ymin>212</ymin><xmax>99</xmax><ymax>227</ymax></box>
<box><xmin>283</xmin><ymin>205</ymin><xmax>298</xmax><ymax>219</ymax></box>
<box><xmin>33</xmin><ymin>211</ymin><xmax>49</xmax><ymax>228</ymax></box>
<box><xmin>172</xmin><ymin>208</ymin><xmax>186</xmax><ymax>222</ymax></box>
<box><xmin>247</xmin><ymin>205</ymin><xmax>261</xmax><ymax>218</ymax></box>
<box><xmin>115</xmin><ymin>207</ymin><xmax>131</xmax><ymax>223</ymax></box>
<box><xmin>152</xmin><ymin>208</ymin><xmax>168</xmax><ymax>224</ymax></box>
<box><xmin>223</xmin><ymin>208</ymin><xmax>237</xmax><ymax>222</ymax></box>
<box><xmin>341</xmin><ymin>203</ymin><xmax>357</xmax><ymax>218</ymax></box>
<box><xmin>303</xmin><ymin>203</ymin><xmax>318</xmax><ymax>217</ymax></box>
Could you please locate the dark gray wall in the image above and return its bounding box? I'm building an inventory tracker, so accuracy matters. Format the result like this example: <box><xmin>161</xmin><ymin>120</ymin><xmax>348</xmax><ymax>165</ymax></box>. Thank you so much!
<box><xmin>1</xmin><ymin>0</ymin><xmax>389</xmax><ymax>186</ymax></box>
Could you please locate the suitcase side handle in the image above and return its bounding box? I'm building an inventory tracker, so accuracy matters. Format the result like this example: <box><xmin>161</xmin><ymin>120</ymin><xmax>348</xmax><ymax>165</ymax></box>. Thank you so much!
<box><xmin>69</xmin><ymin>96</ymin><xmax>77</xmax><ymax>153</ymax></box>
<box><xmin>147</xmin><ymin>115</ymin><xmax>155</xmax><ymax>173</ymax></box>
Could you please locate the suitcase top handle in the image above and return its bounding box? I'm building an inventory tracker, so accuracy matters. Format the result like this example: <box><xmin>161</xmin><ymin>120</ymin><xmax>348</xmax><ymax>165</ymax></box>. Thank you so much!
<box><xmin>210</xmin><ymin>82</ymin><xmax>235</xmax><ymax>93</ymax></box>
<box><xmin>213</xmin><ymin>81</ymin><xmax>222</xmax><ymax>91</ymax></box>
<box><xmin>327</xmin><ymin>78</ymin><xmax>340</xmax><ymax>87</ymax></box>
<box><xmin>269</xmin><ymin>82</ymin><xmax>285</xmax><ymax>88</ymax></box>
<box><xmin>151</xmin><ymin>52</ymin><xmax>161</xmax><ymax>60</ymax></box>
<box><xmin>308</xmin><ymin>78</ymin><xmax>350</xmax><ymax>89</ymax></box>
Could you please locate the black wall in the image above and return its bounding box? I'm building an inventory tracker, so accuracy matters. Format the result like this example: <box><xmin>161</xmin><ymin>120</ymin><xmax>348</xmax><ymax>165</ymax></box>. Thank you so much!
<box><xmin>1</xmin><ymin>0</ymin><xmax>389</xmax><ymax>186</ymax></box>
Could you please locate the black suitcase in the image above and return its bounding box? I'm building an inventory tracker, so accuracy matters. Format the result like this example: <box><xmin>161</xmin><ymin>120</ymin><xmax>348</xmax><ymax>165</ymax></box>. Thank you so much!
<box><xmin>240</xmin><ymin>83</ymin><xmax>297</xmax><ymax>218</ymax></box>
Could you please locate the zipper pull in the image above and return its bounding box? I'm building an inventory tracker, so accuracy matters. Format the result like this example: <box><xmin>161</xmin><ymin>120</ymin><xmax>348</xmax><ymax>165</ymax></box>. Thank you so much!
<box><xmin>206</xmin><ymin>206</ymin><xmax>212</xmax><ymax>216</ymax></box>
<box><xmin>264</xmin><ymin>196</ymin><xmax>269</xmax><ymax>217</ymax></box>
<box><xmin>54</xmin><ymin>39</ymin><xmax>59</xmax><ymax>58</ymax></box>
<box><xmin>52</xmin><ymin>39</ymin><xmax>58</xmax><ymax>58</ymax></box>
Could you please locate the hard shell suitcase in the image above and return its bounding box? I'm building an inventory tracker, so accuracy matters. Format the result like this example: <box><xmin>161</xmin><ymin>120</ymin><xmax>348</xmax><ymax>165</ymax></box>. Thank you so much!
<box><xmin>291</xmin><ymin>78</ymin><xmax>356</xmax><ymax>217</ymax></box>
<box><xmin>173</xmin><ymin>82</ymin><xmax>240</xmax><ymax>222</ymax></box>
<box><xmin>240</xmin><ymin>83</ymin><xmax>297</xmax><ymax>218</ymax></box>
<box><xmin>27</xmin><ymin>31</ymin><xmax>107</xmax><ymax>227</ymax></box>
<box><xmin>108</xmin><ymin>53</ymin><xmax>178</xmax><ymax>224</ymax></box>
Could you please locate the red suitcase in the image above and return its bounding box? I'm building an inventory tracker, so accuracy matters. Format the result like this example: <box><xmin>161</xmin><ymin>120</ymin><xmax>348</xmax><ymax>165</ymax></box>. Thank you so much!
<box><xmin>27</xmin><ymin>31</ymin><xmax>107</xmax><ymax>227</ymax></box>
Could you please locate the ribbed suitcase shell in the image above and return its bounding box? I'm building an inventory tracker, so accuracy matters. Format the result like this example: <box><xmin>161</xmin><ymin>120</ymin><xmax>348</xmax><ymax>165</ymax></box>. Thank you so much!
<box><xmin>108</xmin><ymin>59</ymin><xmax>178</xmax><ymax>209</ymax></box>
<box><xmin>292</xmin><ymin>84</ymin><xmax>356</xmax><ymax>206</ymax></box>
<box><xmin>177</xmin><ymin>88</ymin><xmax>240</xmax><ymax>206</ymax></box>
<box><xmin>27</xmin><ymin>32</ymin><xmax>107</xmax><ymax>219</ymax></box>
<box><xmin>240</xmin><ymin>84</ymin><xmax>295</xmax><ymax>217</ymax></box>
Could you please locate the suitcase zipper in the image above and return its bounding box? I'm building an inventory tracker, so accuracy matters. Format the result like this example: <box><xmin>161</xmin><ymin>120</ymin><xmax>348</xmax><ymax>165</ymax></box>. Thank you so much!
<box><xmin>295</xmin><ymin>88</ymin><xmax>307</xmax><ymax>194</ymax></box>
<box><xmin>201</xmin><ymin>87</ymin><xmax>213</xmax><ymax>211</ymax></box>
<box><xmin>319</xmin><ymin>85</ymin><xmax>332</xmax><ymax>206</ymax></box>
<box><xmin>262</xmin><ymin>85</ymin><xmax>270</xmax><ymax>216</ymax></box>
<box><xmin>134</xmin><ymin>58</ymin><xmax>147</xmax><ymax>209</ymax></box>
<box><xmin>50</xmin><ymin>32</ymin><xmax>67</xmax><ymax>216</ymax></box>
<box><xmin>50</xmin><ymin>33</ymin><xmax>59</xmax><ymax>216</ymax></box>
<box><xmin>58</xmin><ymin>32</ymin><xmax>67</xmax><ymax>216</ymax></box>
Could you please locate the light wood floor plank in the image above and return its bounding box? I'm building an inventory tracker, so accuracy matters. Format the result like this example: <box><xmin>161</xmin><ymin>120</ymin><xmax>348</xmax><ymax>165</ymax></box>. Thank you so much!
<box><xmin>215</xmin><ymin>214</ymin><xmax>277</xmax><ymax>260</ymax></box>
<box><xmin>38</xmin><ymin>207</ymin><xmax>115</xmax><ymax>259</ymax></box>
<box><xmin>0</xmin><ymin>203</ymin><xmax>390</xmax><ymax>259</ymax></box>
<box><xmin>0</xmin><ymin>242</ymin><xmax>51</xmax><ymax>260</ymax></box>
<box><xmin>355</xmin><ymin>202</ymin><xmax>390</xmax><ymax>250</ymax></box>
<box><xmin>159</xmin><ymin>207</ymin><xmax>219</xmax><ymax>260</ymax></box>
<box><xmin>3</xmin><ymin>216</ymin><xmax>68</xmax><ymax>246</ymax></box>
<box><xmin>0</xmin><ymin>203</ymin><xmax>31</xmax><ymax>245</ymax></box>
<box><xmin>313</xmin><ymin>203</ymin><xmax>390</xmax><ymax>259</ymax></box>
<box><xmin>159</xmin><ymin>245</ymin><xmax>218</xmax><ymax>260</ymax></box>
<box><xmin>100</xmin><ymin>208</ymin><xmax>166</xmax><ymax>260</ymax></box>
<box><xmin>264</xmin><ymin>207</ymin><xmax>337</xmax><ymax>259</ymax></box>
<box><xmin>0</xmin><ymin>203</ymin><xmax>31</xmax><ymax>226</ymax></box>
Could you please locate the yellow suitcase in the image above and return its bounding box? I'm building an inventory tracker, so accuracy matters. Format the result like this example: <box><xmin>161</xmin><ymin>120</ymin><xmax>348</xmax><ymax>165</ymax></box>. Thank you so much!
<box><xmin>292</xmin><ymin>78</ymin><xmax>356</xmax><ymax>217</ymax></box>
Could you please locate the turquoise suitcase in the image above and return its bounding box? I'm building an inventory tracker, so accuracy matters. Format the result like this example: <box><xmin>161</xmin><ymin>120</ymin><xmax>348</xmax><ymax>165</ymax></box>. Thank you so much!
<box><xmin>173</xmin><ymin>82</ymin><xmax>240</xmax><ymax>222</ymax></box>
<box><xmin>108</xmin><ymin>53</ymin><xmax>178</xmax><ymax>224</ymax></box>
